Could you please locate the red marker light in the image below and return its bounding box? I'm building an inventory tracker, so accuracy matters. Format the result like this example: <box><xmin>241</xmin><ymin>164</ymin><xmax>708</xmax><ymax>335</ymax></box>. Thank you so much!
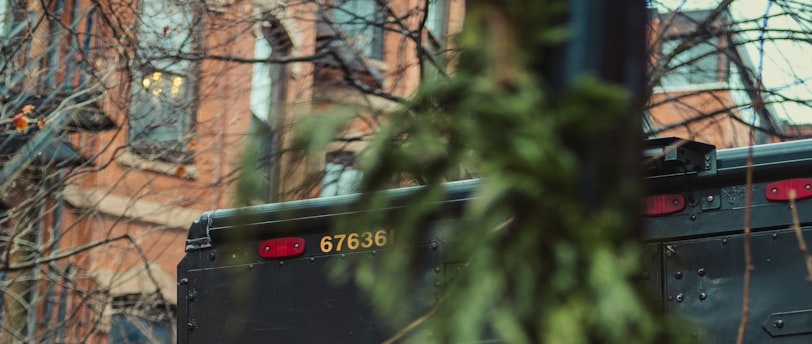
<box><xmin>645</xmin><ymin>194</ymin><xmax>686</xmax><ymax>217</ymax></box>
<box><xmin>765</xmin><ymin>179</ymin><xmax>812</xmax><ymax>202</ymax></box>
<box><xmin>259</xmin><ymin>237</ymin><xmax>306</xmax><ymax>259</ymax></box>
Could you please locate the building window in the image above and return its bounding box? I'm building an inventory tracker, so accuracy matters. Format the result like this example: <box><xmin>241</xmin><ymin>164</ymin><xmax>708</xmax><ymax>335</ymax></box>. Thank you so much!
<box><xmin>333</xmin><ymin>0</ymin><xmax>384</xmax><ymax>60</ymax></box>
<box><xmin>108</xmin><ymin>294</ymin><xmax>174</xmax><ymax>344</ymax></box>
<box><xmin>320</xmin><ymin>151</ymin><xmax>363</xmax><ymax>197</ymax></box>
<box><xmin>659</xmin><ymin>37</ymin><xmax>728</xmax><ymax>89</ymax></box>
<box><xmin>425</xmin><ymin>0</ymin><xmax>448</xmax><ymax>45</ymax></box>
<box><xmin>0</xmin><ymin>0</ymin><xmax>26</xmax><ymax>70</ymax></box>
<box><xmin>0</xmin><ymin>0</ymin><xmax>11</xmax><ymax>37</ymax></box>
<box><xmin>247</xmin><ymin>17</ymin><xmax>291</xmax><ymax>202</ymax></box>
<box><xmin>421</xmin><ymin>0</ymin><xmax>449</xmax><ymax>79</ymax></box>
<box><xmin>129</xmin><ymin>70</ymin><xmax>193</xmax><ymax>162</ymax></box>
<box><xmin>129</xmin><ymin>0</ymin><xmax>197</xmax><ymax>164</ymax></box>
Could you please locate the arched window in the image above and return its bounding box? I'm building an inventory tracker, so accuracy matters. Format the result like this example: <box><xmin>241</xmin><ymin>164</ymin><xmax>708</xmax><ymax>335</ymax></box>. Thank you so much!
<box><xmin>248</xmin><ymin>17</ymin><xmax>292</xmax><ymax>202</ymax></box>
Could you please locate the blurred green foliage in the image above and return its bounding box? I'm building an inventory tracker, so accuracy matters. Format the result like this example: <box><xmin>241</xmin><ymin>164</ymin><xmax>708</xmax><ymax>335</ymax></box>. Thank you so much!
<box><xmin>285</xmin><ymin>0</ymin><xmax>689</xmax><ymax>343</ymax></box>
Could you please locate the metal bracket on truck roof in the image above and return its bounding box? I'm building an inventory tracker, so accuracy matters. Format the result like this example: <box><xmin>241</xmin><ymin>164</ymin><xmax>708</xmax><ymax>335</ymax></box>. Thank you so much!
<box><xmin>185</xmin><ymin>213</ymin><xmax>213</xmax><ymax>251</ymax></box>
<box><xmin>643</xmin><ymin>137</ymin><xmax>716</xmax><ymax>178</ymax></box>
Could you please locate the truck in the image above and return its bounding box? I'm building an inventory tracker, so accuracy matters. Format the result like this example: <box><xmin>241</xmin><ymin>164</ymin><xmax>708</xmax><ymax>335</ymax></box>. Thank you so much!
<box><xmin>177</xmin><ymin>137</ymin><xmax>812</xmax><ymax>343</ymax></box>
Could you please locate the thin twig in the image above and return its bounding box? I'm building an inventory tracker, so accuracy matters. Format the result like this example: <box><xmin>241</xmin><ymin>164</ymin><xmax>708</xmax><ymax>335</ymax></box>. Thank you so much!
<box><xmin>382</xmin><ymin>216</ymin><xmax>511</xmax><ymax>343</ymax></box>
<box><xmin>737</xmin><ymin>2</ymin><xmax>774</xmax><ymax>341</ymax></box>
<box><xmin>735</xmin><ymin>147</ymin><xmax>754</xmax><ymax>344</ymax></box>
<box><xmin>787</xmin><ymin>190</ymin><xmax>812</xmax><ymax>281</ymax></box>
<box><xmin>1</xmin><ymin>234</ymin><xmax>132</xmax><ymax>272</ymax></box>
<box><xmin>382</xmin><ymin>303</ymin><xmax>439</xmax><ymax>344</ymax></box>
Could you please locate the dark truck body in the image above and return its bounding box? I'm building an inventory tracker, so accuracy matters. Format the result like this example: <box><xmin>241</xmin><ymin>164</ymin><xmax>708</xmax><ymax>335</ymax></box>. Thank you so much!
<box><xmin>178</xmin><ymin>138</ymin><xmax>812</xmax><ymax>343</ymax></box>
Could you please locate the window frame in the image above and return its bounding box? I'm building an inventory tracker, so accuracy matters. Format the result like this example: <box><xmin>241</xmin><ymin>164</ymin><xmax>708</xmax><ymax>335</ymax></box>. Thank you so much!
<box><xmin>127</xmin><ymin>0</ymin><xmax>200</xmax><ymax>164</ymax></box>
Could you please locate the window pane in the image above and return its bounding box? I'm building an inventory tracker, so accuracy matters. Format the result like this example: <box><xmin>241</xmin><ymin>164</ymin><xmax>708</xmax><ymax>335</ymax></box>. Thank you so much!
<box><xmin>426</xmin><ymin>0</ymin><xmax>447</xmax><ymax>40</ymax></box>
<box><xmin>109</xmin><ymin>314</ymin><xmax>171</xmax><ymax>344</ymax></box>
<box><xmin>0</xmin><ymin>0</ymin><xmax>10</xmax><ymax>37</ymax></box>
<box><xmin>129</xmin><ymin>71</ymin><xmax>191</xmax><ymax>144</ymax></box>
<box><xmin>321</xmin><ymin>162</ymin><xmax>363</xmax><ymax>197</ymax></box>
<box><xmin>660</xmin><ymin>39</ymin><xmax>722</xmax><ymax>88</ymax></box>
<box><xmin>138</xmin><ymin>0</ymin><xmax>194</xmax><ymax>72</ymax></box>
<box><xmin>334</xmin><ymin>0</ymin><xmax>382</xmax><ymax>59</ymax></box>
<box><xmin>250</xmin><ymin>36</ymin><xmax>273</xmax><ymax>121</ymax></box>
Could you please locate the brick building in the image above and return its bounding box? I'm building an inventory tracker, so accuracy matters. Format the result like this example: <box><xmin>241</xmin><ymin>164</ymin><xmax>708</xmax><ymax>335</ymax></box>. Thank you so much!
<box><xmin>0</xmin><ymin>0</ymin><xmax>461</xmax><ymax>342</ymax></box>
<box><xmin>646</xmin><ymin>9</ymin><xmax>783</xmax><ymax>148</ymax></box>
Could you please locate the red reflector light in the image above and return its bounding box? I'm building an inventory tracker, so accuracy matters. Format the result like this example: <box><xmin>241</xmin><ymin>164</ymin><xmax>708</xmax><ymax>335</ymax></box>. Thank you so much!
<box><xmin>259</xmin><ymin>237</ymin><xmax>305</xmax><ymax>259</ymax></box>
<box><xmin>766</xmin><ymin>179</ymin><xmax>812</xmax><ymax>202</ymax></box>
<box><xmin>645</xmin><ymin>194</ymin><xmax>686</xmax><ymax>217</ymax></box>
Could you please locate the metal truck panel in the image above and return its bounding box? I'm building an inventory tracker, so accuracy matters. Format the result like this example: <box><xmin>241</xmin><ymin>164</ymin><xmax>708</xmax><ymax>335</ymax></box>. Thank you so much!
<box><xmin>179</xmin><ymin>138</ymin><xmax>812</xmax><ymax>343</ymax></box>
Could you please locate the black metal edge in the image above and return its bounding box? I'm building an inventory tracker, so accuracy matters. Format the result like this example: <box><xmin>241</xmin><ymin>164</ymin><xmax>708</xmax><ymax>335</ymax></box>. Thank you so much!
<box><xmin>647</xmin><ymin>138</ymin><xmax>812</xmax><ymax>194</ymax></box>
<box><xmin>184</xmin><ymin>138</ymin><xmax>812</xmax><ymax>250</ymax></box>
<box><xmin>183</xmin><ymin>179</ymin><xmax>480</xmax><ymax>251</ymax></box>
<box><xmin>184</xmin><ymin>215</ymin><xmax>212</xmax><ymax>252</ymax></box>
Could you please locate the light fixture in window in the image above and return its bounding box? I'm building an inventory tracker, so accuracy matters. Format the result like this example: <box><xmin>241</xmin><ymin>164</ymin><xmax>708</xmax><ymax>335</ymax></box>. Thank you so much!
<box><xmin>151</xmin><ymin>87</ymin><xmax>162</xmax><ymax>97</ymax></box>
<box><xmin>152</xmin><ymin>72</ymin><xmax>162</xmax><ymax>81</ymax></box>
<box><xmin>171</xmin><ymin>76</ymin><xmax>183</xmax><ymax>95</ymax></box>
<box><xmin>142</xmin><ymin>77</ymin><xmax>152</xmax><ymax>89</ymax></box>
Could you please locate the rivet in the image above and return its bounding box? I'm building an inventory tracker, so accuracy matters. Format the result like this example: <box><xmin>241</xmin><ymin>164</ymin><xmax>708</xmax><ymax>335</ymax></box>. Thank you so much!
<box><xmin>293</xmin><ymin>243</ymin><xmax>300</xmax><ymax>249</ymax></box>
<box><xmin>690</xmin><ymin>215</ymin><xmax>697</xmax><ymax>221</ymax></box>
<box><xmin>806</xmin><ymin>184</ymin><xmax>811</xmax><ymax>191</ymax></box>
<box><xmin>248</xmin><ymin>264</ymin><xmax>253</xmax><ymax>270</ymax></box>
<box><xmin>309</xmin><ymin>257</ymin><xmax>315</xmax><ymax>263</ymax></box>
<box><xmin>178</xmin><ymin>278</ymin><xmax>189</xmax><ymax>286</ymax></box>
<box><xmin>675</xmin><ymin>293</ymin><xmax>684</xmax><ymax>303</ymax></box>
<box><xmin>666</xmin><ymin>245</ymin><xmax>677</xmax><ymax>257</ymax></box>
<box><xmin>341</xmin><ymin>254</ymin><xmax>346</xmax><ymax>260</ymax></box>
<box><xmin>771</xmin><ymin>188</ymin><xmax>778</xmax><ymax>194</ymax></box>
<box><xmin>774</xmin><ymin>319</ymin><xmax>785</xmax><ymax>329</ymax></box>
<box><xmin>431</xmin><ymin>241</ymin><xmax>439</xmax><ymax>250</ymax></box>
<box><xmin>722</xmin><ymin>238</ymin><xmax>728</xmax><ymax>245</ymax></box>
<box><xmin>772</xmin><ymin>233</ymin><xmax>778</xmax><ymax>240</ymax></box>
<box><xmin>278</xmin><ymin>261</ymin><xmax>284</xmax><ymax>267</ymax></box>
<box><xmin>435</xmin><ymin>267</ymin><xmax>441</xmax><ymax>273</ymax></box>
<box><xmin>208</xmin><ymin>251</ymin><xmax>216</xmax><ymax>260</ymax></box>
<box><xmin>705</xmin><ymin>155</ymin><xmax>710</xmax><ymax>161</ymax></box>
<box><xmin>674</xmin><ymin>271</ymin><xmax>683</xmax><ymax>279</ymax></box>
<box><xmin>264</xmin><ymin>246</ymin><xmax>270</xmax><ymax>252</ymax></box>
<box><xmin>697</xmin><ymin>268</ymin><xmax>706</xmax><ymax>276</ymax></box>
<box><xmin>187</xmin><ymin>322</ymin><xmax>196</xmax><ymax>331</ymax></box>
<box><xmin>698</xmin><ymin>292</ymin><xmax>707</xmax><ymax>301</ymax></box>
<box><xmin>667</xmin><ymin>296</ymin><xmax>674</xmax><ymax>302</ymax></box>
<box><xmin>672</xmin><ymin>198</ymin><xmax>680</xmax><ymax>206</ymax></box>
<box><xmin>706</xmin><ymin>195</ymin><xmax>714</xmax><ymax>202</ymax></box>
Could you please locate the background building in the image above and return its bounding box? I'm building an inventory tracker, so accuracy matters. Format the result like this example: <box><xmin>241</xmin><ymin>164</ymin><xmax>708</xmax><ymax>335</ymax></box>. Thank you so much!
<box><xmin>0</xmin><ymin>0</ymin><xmax>459</xmax><ymax>342</ymax></box>
<box><xmin>0</xmin><ymin>0</ymin><xmax>808</xmax><ymax>342</ymax></box>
